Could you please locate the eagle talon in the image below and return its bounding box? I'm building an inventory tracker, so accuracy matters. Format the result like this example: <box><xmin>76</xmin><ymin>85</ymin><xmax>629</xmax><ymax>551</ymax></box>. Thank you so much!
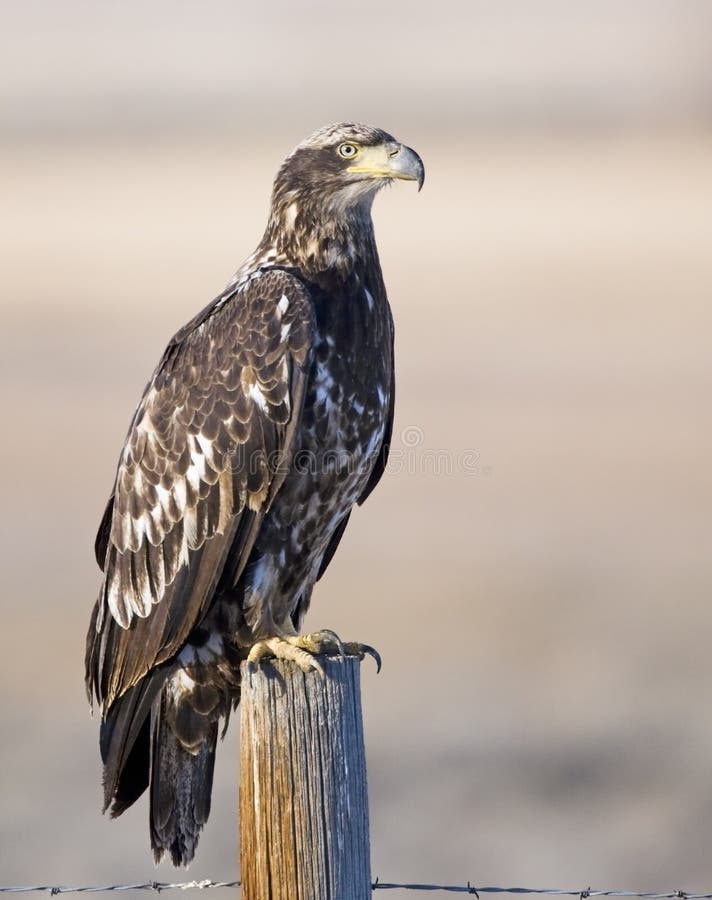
<box><xmin>306</xmin><ymin>628</ymin><xmax>346</xmax><ymax>658</ymax></box>
<box><xmin>363</xmin><ymin>643</ymin><xmax>382</xmax><ymax>673</ymax></box>
<box><xmin>244</xmin><ymin>632</ymin><xmax>380</xmax><ymax>678</ymax></box>
<box><xmin>343</xmin><ymin>642</ymin><xmax>382</xmax><ymax>673</ymax></box>
<box><xmin>245</xmin><ymin>635</ymin><xmax>326</xmax><ymax>677</ymax></box>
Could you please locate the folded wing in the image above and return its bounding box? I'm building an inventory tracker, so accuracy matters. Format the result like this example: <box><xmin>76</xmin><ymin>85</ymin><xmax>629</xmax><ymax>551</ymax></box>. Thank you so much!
<box><xmin>86</xmin><ymin>268</ymin><xmax>314</xmax><ymax>711</ymax></box>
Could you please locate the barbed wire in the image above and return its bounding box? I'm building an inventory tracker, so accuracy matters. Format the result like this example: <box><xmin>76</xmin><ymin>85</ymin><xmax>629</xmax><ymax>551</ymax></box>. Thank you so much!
<box><xmin>0</xmin><ymin>882</ymin><xmax>709</xmax><ymax>897</ymax></box>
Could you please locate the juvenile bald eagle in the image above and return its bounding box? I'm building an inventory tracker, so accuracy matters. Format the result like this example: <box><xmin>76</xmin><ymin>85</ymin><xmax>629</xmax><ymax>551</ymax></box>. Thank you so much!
<box><xmin>85</xmin><ymin>123</ymin><xmax>424</xmax><ymax>866</ymax></box>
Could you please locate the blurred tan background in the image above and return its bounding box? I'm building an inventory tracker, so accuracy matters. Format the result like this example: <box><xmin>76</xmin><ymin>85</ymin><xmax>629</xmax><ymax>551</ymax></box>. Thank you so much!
<box><xmin>2</xmin><ymin>0</ymin><xmax>712</xmax><ymax>894</ymax></box>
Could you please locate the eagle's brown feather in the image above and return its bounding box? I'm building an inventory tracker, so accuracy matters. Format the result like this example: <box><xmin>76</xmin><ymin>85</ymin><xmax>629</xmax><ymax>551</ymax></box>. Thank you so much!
<box><xmin>87</xmin><ymin>269</ymin><xmax>314</xmax><ymax>710</ymax></box>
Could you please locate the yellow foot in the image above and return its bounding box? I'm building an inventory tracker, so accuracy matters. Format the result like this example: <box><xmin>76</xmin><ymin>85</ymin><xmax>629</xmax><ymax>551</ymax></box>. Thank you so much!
<box><xmin>246</xmin><ymin>629</ymin><xmax>381</xmax><ymax>678</ymax></box>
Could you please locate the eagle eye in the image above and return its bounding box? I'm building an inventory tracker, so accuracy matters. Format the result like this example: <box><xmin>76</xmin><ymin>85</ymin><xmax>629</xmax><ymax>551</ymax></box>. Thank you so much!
<box><xmin>337</xmin><ymin>142</ymin><xmax>359</xmax><ymax>159</ymax></box>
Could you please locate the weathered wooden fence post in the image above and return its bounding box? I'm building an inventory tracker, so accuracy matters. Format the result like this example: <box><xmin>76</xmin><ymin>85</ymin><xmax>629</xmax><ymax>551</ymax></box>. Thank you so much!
<box><xmin>239</xmin><ymin>654</ymin><xmax>371</xmax><ymax>900</ymax></box>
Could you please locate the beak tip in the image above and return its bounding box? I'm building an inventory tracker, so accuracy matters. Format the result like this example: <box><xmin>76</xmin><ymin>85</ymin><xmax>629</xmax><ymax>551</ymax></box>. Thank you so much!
<box><xmin>405</xmin><ymin>145</ymin><xmax>424</xmax><ymax>192</ymax></box>
<box><xmin>389</xmin><ymin>142</ymin><xmax>424</xmax><ymax>192</ymax></box>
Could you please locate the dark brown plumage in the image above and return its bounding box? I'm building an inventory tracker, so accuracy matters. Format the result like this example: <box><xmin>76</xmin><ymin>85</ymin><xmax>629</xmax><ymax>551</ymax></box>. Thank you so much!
<box><xmin>85</xmin><ymin>122</ymin><xmax>424</xmax><ymax>866</ymax></box>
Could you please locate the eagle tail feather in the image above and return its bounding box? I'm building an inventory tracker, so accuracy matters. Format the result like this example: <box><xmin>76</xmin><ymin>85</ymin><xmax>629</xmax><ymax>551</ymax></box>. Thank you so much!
<box><xmin>149</xmin><ymin>681</ymin><xmax>218</xmax><ymax>867</ymax></box>
<box><xmin>100</xmin><ymin>672</ymin><xmax>164</xmax><ymax>813</ymax></box>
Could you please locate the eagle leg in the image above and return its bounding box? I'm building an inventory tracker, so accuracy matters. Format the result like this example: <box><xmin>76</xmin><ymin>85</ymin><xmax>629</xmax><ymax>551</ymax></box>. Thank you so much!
<box><xmin>245</xmin><ymin>630</ymin><xmax>381</xmax><ymax>679</ymax></box>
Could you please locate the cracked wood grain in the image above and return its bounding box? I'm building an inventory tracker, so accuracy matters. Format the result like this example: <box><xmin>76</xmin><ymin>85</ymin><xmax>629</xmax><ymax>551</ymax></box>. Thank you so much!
<box><xmin>239</xmin><ymin>655</ymin><xmax>370</xmax><ymax>900</ymax></box>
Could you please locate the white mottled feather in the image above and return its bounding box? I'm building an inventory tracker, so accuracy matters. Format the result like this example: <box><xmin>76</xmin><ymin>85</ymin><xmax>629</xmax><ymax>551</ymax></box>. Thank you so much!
<box><xmin>248</xmin><ymin>382</ymin><xmax>268</xmax><ymax>412</ymax></box>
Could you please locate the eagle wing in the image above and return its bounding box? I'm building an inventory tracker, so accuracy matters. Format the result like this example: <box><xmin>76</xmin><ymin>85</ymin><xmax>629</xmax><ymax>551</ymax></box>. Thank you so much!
<box><xmin>86</xmin><ymin>268</ymin><xmax>314</xmax><ymax>710</ymax></box>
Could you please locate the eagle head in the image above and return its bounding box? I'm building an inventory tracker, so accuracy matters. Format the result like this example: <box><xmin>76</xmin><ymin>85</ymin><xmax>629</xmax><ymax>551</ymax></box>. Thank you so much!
<box><xmin>272</xmin><ymin>123</ymin><xmax>423</xmax><ymax>214</ymax></box>
<box><xmin>261</xmin><ymin>123</ymin><xmax>424</xmax><ymax>275</ymax></box>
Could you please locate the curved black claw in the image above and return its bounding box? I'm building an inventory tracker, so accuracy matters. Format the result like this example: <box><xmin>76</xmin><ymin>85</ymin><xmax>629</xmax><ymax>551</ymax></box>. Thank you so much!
<box><xmin>361</xmin><ymin>643</ymin><xmax>382</xmax><ymax>674</ymax></box>
<box><xmin>314</xmin><ymin>628</ymin><xmax>346</xmax><ymax>658</ymax></box>
<box><xmin>343</xmin><ymin>642</ymin><xmax>381</xmax><ymax>673</ymax></box>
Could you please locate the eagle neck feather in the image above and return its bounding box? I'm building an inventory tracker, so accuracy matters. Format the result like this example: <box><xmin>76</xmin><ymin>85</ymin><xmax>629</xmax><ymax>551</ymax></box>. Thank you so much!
<box><xmin>256</xmin><ymin>188</ymin><xmax>378</xmax><ymax>282</ymax></box>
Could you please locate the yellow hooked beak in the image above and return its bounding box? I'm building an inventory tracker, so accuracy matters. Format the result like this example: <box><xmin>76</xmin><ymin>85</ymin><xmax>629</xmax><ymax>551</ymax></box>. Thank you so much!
<box><xmin>347</xmin><ymin>142</ymin><xmax>425</xmax><ymax>191</ymax></box>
